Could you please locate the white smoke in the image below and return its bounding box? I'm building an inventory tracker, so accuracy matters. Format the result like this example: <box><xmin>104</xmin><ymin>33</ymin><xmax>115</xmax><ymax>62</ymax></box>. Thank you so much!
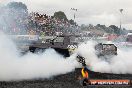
<box><xmin>77</xmin><ymin>41</ymin><xmax>132</xmax><ymax>74</ymax></box>
<box><xmin>1</xmin><ymin>32</ymin><xmax>132</xmax><ymax>81</ymax></box>
<box><xmin>0</xmin><ymin>1</ymin><xmax>80</xmax><ymax>81</ymax></box>
<box><xmin>0</xmin><ymin>32</ymin><xmax>78</xmax><ymax>81</ymax></box>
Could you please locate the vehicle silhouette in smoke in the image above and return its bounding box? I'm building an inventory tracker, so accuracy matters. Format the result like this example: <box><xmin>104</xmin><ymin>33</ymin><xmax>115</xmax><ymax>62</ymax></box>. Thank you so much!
<box><xmin>76</xmin><ymin>43</ymin><xmax>117</xmax><ymax>66</ymax></box>
<box><xmin>95</xmin><ymin>43</ymin><xmax>117</xmax><ymax>57</ymax></box>
<box><xmin>29</xmin><ymin>34</ymin><xmax>78</xmax><ymax>57</ymax></box>
<box><xmin>126</xmin><ymin>33</ymin><xmax>132</xmax><ymax>43</ymax></box>
<box><xmin>28</xmin><ymin>34</ymin><xmax>117</xmax><ymax>57</ymax></box>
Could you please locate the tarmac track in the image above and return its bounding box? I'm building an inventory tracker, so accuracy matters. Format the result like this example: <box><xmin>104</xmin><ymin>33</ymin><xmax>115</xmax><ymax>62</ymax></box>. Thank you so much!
<box><xmin>0</xmin><ymin>68</ymin><xmax>132</xmax><ymax>88</ymax></box>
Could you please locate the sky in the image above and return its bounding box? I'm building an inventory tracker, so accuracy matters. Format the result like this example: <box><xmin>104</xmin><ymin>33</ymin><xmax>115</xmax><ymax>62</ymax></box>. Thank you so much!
<box><xmin>1</xmin><ymin>0</ymin><xmax>132</xmax><ymax>30</ymax></box>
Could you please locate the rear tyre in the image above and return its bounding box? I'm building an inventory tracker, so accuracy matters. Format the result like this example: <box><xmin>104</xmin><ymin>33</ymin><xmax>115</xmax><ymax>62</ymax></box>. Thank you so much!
<box><xmin>54</xmin><ymin>48</ymin><xmax>70</xmax><ymax>57</ymax></box>
<box><xmin>29</xmin><ymin>47</ymin><xmax>36</xmax><ymax>53</ymax></box>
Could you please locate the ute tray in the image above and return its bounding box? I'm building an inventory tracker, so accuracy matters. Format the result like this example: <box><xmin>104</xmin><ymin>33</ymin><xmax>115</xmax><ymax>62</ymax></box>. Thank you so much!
<box><xmin>95</xmin><ymin>43</ymin><xmax>117</xmax><ymax>57</ymax></box>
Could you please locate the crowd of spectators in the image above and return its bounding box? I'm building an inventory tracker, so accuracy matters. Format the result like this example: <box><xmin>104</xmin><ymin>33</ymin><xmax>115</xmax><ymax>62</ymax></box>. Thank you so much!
<box><xmin>27</xmin><ymin>12</ymin><xmax>79</xmax><ymax>36</ymax></box>
<box><xmin>1</xmin><ymin>7</ymin><xmax>79</xmax><ymax>36</ymax></box>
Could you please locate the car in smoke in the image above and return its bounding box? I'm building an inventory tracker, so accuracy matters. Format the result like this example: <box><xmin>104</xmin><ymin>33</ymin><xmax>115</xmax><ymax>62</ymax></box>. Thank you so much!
<box><xmin>76</xmin><ymin>43</ymin><xmax>117</xmax><ymax>66</ymax></box>
<box><xmin>95</xmin><ymin>43</ymin><xmax>117</xmax><ymax>57</ymax></box>
<box><xmin>28</xmin><ymin>34</ymin><xmax>117</xmax><ymax>58</ymax></box>
<box><xmin>29</xmin><ymin>35</ymin><xmax>78</xmax><ymax>57</ymax></box>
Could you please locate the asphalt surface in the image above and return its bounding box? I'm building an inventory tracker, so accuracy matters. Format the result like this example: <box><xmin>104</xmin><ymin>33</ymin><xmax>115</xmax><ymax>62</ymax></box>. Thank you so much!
<box><xmin>1</xmin><ymin>68</ymin><xmax>132</xmax><ymax>88</ymax></box>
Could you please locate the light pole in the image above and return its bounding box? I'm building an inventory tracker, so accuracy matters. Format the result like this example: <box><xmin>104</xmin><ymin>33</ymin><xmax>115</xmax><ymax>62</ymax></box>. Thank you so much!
<box><xmin>71</xmin><ymin>8</ymin><xmax>77</xmax><ymax>21</ymax></box>
<box><xmin>119</xmin><ymin>9</ymin><xmax>123</xmax><ymax>35</ymax></box>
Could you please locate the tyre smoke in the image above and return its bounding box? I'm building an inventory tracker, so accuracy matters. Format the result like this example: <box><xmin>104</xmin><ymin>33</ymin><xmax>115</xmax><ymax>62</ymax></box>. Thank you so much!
<box><xmin>0</xmin><ymin>1</ymin><xmax>80</xmax><ymax>81</ymax></box>
<box><xmin>77</xmin><ymin>41</ymin><xmax>132</xmax><ymax>74</ymax></box>
<box><xmin>0</xmin><ymin>32</ymin><xmax>78</xmax><ymax>81</ymax></box>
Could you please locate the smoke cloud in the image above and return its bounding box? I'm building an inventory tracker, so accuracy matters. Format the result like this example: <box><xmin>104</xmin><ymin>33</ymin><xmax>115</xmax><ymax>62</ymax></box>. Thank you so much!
<box><xmin>1</xmin><ymin>32</ymin><xmax>132</xmax><ymax>81</ymax></box>
<box><xmin>77</xmin><ymin>41</ymin><xmax>132</xmax><ymax>74</ymax></box>
<box><xmin>1</xmin><ymin>1</ymin><xmax>132</xmax><ymax>82</ymax></box>
<box><xmin>0</xmin><ymin>32</ymin><xmax>78</xmax><ymax>81</ymax></box>
<box><xmin>0</xmin><ymin>1</ymin><xmax>79</xmax><ymax>81</ymax></box>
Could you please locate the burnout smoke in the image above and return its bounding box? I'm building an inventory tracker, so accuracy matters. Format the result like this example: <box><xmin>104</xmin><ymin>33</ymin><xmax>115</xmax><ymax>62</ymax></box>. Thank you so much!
<box><xmin>0</xmin><ymin>32</ymin><xmax>78</xmax><ymax>81</ymax></box>
<box><xmin>77</xmin><ymin>41</ymin><xmax>132</xmax><ymax>74</ymax></box>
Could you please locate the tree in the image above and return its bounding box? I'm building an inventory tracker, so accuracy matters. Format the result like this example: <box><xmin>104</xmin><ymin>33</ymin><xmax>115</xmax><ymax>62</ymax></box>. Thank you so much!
<box><xmin>109</xmin><ymin>25</ymin><xmax>120</xmax><ymax>34</ymax></box>
<box><xmin>53</xmin><ymin>11</ymin><xmax>68</xmax><ymax>21</ymax></box>
<box><xmin>7</xmin><ymin>2</ymin><xmax>27</xmax><ymax>11</ymax></box>
<box><xmin>6</xmin><ymin>2</ymin><xmax>28</xmax><ymax>17</ymax></box>
<box><xmin>69</xmin><ymin>19</ymin><xmax>75</xmax><ymax>25</ymax></box>
<box><xmin>1</xmin><ymin>2</ymin><xmax>28</xmax><ymax>34</ymax></box>
<box><xmin>96</xmin><ymin>24</ymin><xmax>106</xmax><ymax>29</ymax></box>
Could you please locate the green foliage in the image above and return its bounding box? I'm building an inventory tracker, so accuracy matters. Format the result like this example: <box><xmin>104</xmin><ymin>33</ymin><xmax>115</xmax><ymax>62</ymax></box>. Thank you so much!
<box><xmin>96</xmin><ymin>24</ymin><xmax>106</xmax><ymax>29</ymax></box>
<box><xmin>6</xmin><ymin>2</ymin><xmax>28</xmax><ymax>18</ymax></box>
<box><xmin>53</xmin><ymin>11</ymin><xmax>68</xmax><ymax>21</ymax></box>
<box><xmin>109</xmin><ymin>25</ymin><xmax>120</xmax><ymax>35</ymax></box>
<box><xmin>7</xmin><ymin>2</ymin><xmax>27</xmax><ymax>10</ymax></box>
<box><xmin>69</xmin><ymin>19</ymin><xmax>75</xmax><ymax>25</ymax></box>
